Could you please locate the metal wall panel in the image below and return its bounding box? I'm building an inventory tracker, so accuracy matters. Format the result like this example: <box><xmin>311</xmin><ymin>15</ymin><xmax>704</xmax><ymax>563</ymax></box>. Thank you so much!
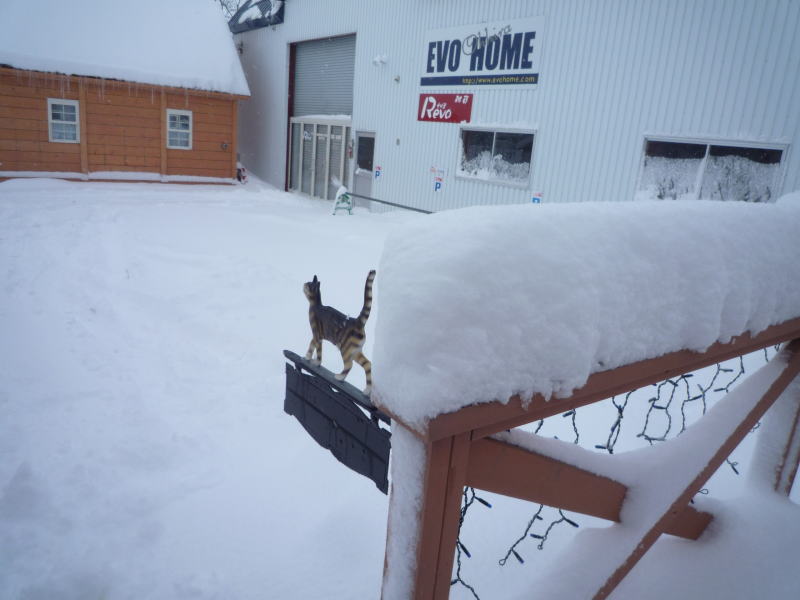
<box><xmin>236</xmin><ymin>0</ymin><xmax>800</xmax><ymax>210</ymax></box>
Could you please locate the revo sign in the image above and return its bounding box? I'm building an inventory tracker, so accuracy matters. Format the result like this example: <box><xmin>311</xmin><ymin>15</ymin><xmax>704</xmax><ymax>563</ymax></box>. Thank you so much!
<box><xmin>418</xmin><ymin>94</ymin><xmax>473</xmax><ymax>123</ymax></box>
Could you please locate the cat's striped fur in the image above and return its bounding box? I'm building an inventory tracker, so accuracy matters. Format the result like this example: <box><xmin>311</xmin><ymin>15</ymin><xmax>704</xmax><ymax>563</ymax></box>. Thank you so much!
<box><xmin>303</xmin><ymin>270</ymin><xmax>375</xmax><ymax>394</ymax></box>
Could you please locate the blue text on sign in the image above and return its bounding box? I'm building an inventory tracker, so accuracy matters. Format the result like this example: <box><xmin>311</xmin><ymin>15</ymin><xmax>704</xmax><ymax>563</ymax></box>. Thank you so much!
<box><xmin>426</xmin><ymin>31</ymin><xmax>536</xmax><ymax>74</ymax></box>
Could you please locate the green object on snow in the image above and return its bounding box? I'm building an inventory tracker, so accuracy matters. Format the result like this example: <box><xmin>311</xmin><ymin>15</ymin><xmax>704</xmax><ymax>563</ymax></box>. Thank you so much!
<box><xmin>333</xmin><ymin>190</ymin><xmax>353</xmax><ymax>215</ymax></box>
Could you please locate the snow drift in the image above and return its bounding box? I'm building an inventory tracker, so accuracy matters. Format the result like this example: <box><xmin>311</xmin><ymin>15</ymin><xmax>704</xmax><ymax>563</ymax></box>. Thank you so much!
<box><xmin>373</xmin><ymin>197</ymin><xmax>800</xmax><ymax>428</ymax></box>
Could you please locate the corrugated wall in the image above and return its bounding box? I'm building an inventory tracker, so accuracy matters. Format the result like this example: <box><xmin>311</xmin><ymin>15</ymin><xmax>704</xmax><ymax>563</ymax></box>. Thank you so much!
<box><xmin>236</xmin><ymin>0</ymin><xmax>800</xmax><ymax>210</ymax></box>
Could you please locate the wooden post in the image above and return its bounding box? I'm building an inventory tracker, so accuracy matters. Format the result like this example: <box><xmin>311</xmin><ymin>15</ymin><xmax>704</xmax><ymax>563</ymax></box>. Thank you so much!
<box><xmin>160</xmin><ymin>90</ymin><xmax>167</xmax><ymax>177</ymax></box>
<box><xmin>231</xmin><ymin>100</ymin><xmax>238</xmax><ymax>179</ymax></box>
<box><xmin>412</xmin><ymin>433</ymin><xmax>470</xmax><ymax>600</ymax></box>
<box><xmin>79</xmin><ymin>79</ymin><xmax>88</xmax><ymax>175</ymax></box>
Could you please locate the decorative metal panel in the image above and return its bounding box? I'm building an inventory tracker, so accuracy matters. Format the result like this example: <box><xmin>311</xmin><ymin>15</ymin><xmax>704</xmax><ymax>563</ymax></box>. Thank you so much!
<box><xmin>229</xmin><ymin>0</ymin><xmax>285</xmax><ymax>34</ymax></box>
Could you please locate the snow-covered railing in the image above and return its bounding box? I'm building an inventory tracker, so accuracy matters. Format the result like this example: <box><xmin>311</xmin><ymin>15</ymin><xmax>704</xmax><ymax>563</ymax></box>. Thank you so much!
<box><xmin>371</xmin><ymin>198</ymin><xmax>800</xmax><ymax>599</ymax></box>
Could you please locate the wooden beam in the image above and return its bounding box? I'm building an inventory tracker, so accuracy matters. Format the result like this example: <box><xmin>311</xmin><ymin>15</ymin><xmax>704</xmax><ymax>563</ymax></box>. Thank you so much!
<box><xmin>422</xmin><ymin>317</ymin><xmax>800</xmax><ymax>443</ymax></box>
<box><xmin>466</xmin><ymin>438</ymin><xmax>711</xmax><ymax>540</ymax></box>
<box><xmin>467</xmin><ymin>438</ymin><xmax>625</xmax><ymax>522</ymax></box>
<box><xmin>230</xmin><ymin>100</ymin><xmax>238</xmax><ymax>179</ymax></box>
<box><xmin>661</xmin><ymin>505</ymin><xmax>713</xmax><ymax>541</ymax></box>
<box><xmin>593</xmin><ymin>340</ymin><xmax>800</xmax><ymax>600</ymax></box>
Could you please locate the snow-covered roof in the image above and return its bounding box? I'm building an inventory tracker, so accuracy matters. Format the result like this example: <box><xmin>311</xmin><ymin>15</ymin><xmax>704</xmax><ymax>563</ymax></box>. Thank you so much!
<box><xmin>372</xmin><ymin>196</ymin><xmax>800</xmax><ymax>429</ymax></box>
<box><xmin>0</xmin><ymin>0</ymin><xmax>250</xmax><ymax>96</ymax></box>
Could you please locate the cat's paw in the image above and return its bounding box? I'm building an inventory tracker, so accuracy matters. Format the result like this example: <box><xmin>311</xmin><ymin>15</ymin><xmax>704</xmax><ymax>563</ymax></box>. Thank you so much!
<box><xmin>304</xmin><ymin>352</ymin><xmax>313</xmax><ymax>360</ymax></box>
<box><xmin>311</xmin><ymin>358</ymin><xmax>321</xmax><ymax>366</ymax></box>
<box><xmin>334</xmin><ymin>372</ymin><xmax>347</xmax><ymax>381</ymax></box>
<box><xmin>362</xmin><ymin>385</ymin><xmax>372</xmax><ymax>396</ymax></box>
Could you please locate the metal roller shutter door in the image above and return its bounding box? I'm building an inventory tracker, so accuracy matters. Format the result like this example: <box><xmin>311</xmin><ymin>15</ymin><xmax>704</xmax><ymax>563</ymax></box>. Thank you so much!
<box><xmin>293</xmin><ymin>35</ymin><xmax>355</xmax><ymax>117</ymax></box>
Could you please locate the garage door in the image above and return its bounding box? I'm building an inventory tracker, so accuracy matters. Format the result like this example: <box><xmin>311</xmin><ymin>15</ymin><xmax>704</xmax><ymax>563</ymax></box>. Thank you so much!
<box><xmin>293</xmin><ymin>34</ymin><xmax>356</xmax><ymax>117</ymax></box>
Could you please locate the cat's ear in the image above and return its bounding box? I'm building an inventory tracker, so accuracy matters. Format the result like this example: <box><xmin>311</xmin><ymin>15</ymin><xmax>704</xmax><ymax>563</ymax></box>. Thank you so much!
<box><xmin>313</xmin><ymin>275</ymin><xmax>318</xmax><ymax>283</ymax></box>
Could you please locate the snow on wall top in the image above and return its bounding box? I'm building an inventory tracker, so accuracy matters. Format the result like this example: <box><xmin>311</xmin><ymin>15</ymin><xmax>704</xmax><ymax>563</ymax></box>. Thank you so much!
<box><xmin>372</xmin><ymin>196</ymin><xmax>800</xmax><ymax>429</ymax></box>
<box><xmin>0</xmin><ymin>0</ymin><xmax>250</xmax><ymax>96</ymax></box>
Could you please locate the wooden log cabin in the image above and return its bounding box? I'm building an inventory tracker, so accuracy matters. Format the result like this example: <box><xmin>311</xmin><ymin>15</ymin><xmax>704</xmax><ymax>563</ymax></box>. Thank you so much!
<box><xmin>0</xmin><ymin>0</ymin><xmax>250</xmax><ymax>184</ymax></box>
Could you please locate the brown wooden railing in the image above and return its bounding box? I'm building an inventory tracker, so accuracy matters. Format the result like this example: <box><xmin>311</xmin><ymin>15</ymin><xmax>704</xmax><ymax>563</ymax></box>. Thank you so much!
<box><xmin>378</xmin><ymin>317</ymin><xmax>800</xmax><ymax>599</ymax></box>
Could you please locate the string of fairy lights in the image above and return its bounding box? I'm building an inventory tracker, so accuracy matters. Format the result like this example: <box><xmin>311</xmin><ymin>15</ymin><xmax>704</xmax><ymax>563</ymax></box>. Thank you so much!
<box><xmin>450</xmin><ymin>347</ymin><xmax>779</xmax><ymax>598</ymax></box>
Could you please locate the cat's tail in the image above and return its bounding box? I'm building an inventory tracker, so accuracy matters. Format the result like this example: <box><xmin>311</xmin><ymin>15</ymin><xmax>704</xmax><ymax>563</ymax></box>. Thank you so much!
<box><xmin>358</xmin><ymin>270</ymin><xmax>376</xmax><ymax>325</ymax></box>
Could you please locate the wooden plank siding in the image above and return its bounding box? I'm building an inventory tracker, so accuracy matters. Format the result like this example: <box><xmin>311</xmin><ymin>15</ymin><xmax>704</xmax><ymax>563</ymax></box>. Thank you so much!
<box><xmin>0</xmin><ymin>67</ymin><xmax>245</xmax><ymax>181</ymax></box>
<box><xmin>0</xmin><ymin>69</ymin><xmax>81</xmax><ymax>173</ymax></box>
<box><xmin>164</xmin><ymin>91</ymin><xmax>235</xmax><ymax>179</ymax></box>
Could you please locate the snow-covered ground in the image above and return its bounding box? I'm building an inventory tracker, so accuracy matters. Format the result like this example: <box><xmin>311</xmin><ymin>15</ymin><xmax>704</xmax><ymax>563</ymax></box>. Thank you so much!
<box><xmin>0</xmin><ymin>178</ymin><xmax>402</xmax><ymax>599</ymax></box>
<box><xmin>1</xmin><ymin>178</ymin><xmax>798</xmax><ymax>599</ymax></box>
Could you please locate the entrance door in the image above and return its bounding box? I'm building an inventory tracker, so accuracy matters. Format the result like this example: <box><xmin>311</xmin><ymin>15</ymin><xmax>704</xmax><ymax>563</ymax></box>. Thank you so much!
<box><xmin>287</xmin><ymin>34</ymin><xmax>355</xmax><ymax>200</ymax></box>
<box><xmin>288</xmin><ymin>116</ymin><xmax>351</xmax><ymax>200</ymax></box>
<box><xmin>354</xmin><ymin>132</ymin><xmax>375</xmax><ymax>199</ymax></box>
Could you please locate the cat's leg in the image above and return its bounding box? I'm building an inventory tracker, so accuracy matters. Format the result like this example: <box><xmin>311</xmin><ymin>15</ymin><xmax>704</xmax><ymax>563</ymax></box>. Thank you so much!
<box><xmin>355</xmin><ymin>352</ymin><xmax>372</xmax><ymax>394</ymax></box>
<box><xmin>335</xmin><ymin>349</ymin><xmax>353</xmax><ymax>381</ymax></box>
<box><xmin>311</xmin><ymin>340</ymin><xmax>322</xmax><ymax>366</ymax></box>
<box><xmin>306</xmin><ymin>338</ymin><xmax>322</xmax><ymax>365</ymax></box>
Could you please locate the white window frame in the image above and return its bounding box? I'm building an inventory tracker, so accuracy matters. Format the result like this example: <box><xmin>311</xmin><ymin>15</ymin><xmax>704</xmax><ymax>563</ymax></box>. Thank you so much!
<box><xmin>456</xmin><ymin>125</ymin><xmax>536</xmax><ymax>189</ymax></box>
<box><xmin>636</xmin><ymin>135</ymin><xmax>789</xmax><ymax>201</ymax></box>
<box><xmin>47</xmin><ymin>98</ymin><xmax>80</xmax><ymax>144</ymax></box>
<box><xmin>166</xmin><ymin>109</ymin><xmax>193</xmax><ymax>150</ymax></box>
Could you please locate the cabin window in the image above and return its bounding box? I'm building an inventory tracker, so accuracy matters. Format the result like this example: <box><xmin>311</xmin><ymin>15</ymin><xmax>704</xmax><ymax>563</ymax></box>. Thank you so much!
<box><xmin>458</xmin><ymin>128</ymin><xmax>534</xmax><ymax>186</ymax></box>
<box><xmin>47</xmin><ymin>99</ymin><xmax>79</xmax><ymax>143</ymax></box>
<box><xmin>167</xmin><ymin>109</ymin><xmax>192</xmax><ymax>149</ymax></box>
<box><xmin>637</xmin><ymin>138</ymin><xmax>785</xmax><ymax>202</ymax></box>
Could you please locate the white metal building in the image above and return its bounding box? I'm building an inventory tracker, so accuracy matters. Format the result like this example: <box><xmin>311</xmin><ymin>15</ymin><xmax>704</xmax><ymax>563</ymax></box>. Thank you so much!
<box><xmin>232</xmin><ymin>0</ymin><xmax>800</xmax><ymax>211</ymax></box>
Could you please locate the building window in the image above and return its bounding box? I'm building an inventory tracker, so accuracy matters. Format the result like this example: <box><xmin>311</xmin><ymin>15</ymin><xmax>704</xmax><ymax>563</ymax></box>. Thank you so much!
<box><xmin>47</xmin><ymin>98</ymin><xmax>79</xmax><ymax>143</ymax></box>
<box><xmin>458</xmin><ymin>128</ymin><xmax>534</xmax><ymax>186</ymax></box>
<box><xmin>638</xmin><ymin>138</ymin><xmax>784</xmax><ymax>202</ymax></box>
<box><xmin>167</xmin><ymin>109</ymin><xmax>192</xmax><ymax>149</ymax></box>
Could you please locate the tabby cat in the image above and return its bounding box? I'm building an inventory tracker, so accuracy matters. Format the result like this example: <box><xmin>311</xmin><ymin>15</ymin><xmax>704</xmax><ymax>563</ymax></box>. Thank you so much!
<box><xmin>303</xmin><ymin>270</ymin><xmax>375</xmax><ymax>394</ymax></box>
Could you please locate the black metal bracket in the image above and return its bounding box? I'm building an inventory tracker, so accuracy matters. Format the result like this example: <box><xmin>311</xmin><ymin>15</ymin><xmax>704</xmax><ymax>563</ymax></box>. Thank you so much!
<box><xmin>283</xmin><ymin>350</ymin><xmax>391</xmax><ymax>494</ymax></box>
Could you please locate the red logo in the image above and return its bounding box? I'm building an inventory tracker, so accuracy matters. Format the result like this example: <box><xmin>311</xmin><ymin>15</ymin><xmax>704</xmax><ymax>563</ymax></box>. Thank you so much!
<box><xmin>417</xmin><ymin>94</ymin><xmax>473</xmax><ymax>123</ymax></box>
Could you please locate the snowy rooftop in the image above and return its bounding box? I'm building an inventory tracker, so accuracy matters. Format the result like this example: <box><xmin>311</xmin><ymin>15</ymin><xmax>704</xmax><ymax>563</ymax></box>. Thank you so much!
<box><xmin>372</xmin><ymin>196</ymin><xmax>800</xmax><ymax>429</ymax></box>
<box><xmin>0</xmin><ymin>0</ymin><xmax>250</xmax><ymax>96</ymax></box>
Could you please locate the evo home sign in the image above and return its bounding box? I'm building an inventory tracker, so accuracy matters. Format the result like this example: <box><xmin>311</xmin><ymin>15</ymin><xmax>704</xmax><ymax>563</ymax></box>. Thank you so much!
<box><xmin>421</xmin><ymin>17</ymin><xmax>543</xmax><ymax>88</ymax></box>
